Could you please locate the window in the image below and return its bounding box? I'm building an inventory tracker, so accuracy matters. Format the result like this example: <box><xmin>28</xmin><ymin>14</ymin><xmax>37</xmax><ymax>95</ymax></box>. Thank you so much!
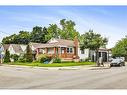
<box><xmin>61</xmin><ymin>47</ymin><xmax>64</xmax><ymax>54</ymax></box>
<box><xmin>67</xmin><ymin>48</ymin><xmax>69</xmax><ymax>53</ymax></box>
<box><xmin>39</xmin><ymin>49</ymin><xmax>44</xmax><ymax>54</ymax></box>
<box><xmin>81</xmin><ymin>49</ymin><xmax>85</xmax><ymax>54</ymax></box>
<box><xmin>67</xmin><ymin>47</ymin><xmax>73</xmax><ymax>53</ymax></box>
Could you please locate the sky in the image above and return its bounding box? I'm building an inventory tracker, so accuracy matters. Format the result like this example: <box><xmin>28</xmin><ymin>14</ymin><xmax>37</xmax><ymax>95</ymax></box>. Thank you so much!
<box><xmin>0</xmin><ymin>6</ymin><xmax>127</xmax><ymax>48</ymax></box>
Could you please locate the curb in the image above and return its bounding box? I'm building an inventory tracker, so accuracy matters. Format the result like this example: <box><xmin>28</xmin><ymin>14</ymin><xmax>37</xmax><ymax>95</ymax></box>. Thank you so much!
<box><xmin>0</xmin><ymin>64</ymin><xmax>111</xmax><ymax>70</ymax></box>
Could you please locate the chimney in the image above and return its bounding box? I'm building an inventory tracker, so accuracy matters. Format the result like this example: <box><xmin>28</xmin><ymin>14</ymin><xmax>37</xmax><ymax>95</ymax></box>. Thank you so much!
<box><xmin>74</xmin><ymin>37</ymin><xmax>79</xmax><ymax>59</ymax></box>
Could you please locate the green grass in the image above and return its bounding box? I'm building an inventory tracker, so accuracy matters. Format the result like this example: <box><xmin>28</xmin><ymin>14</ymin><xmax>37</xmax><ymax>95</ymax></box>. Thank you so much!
<box><xmin>8</xmin><ymin>62</ymin><xmax>96</xmax><ymax>67</ymax></box>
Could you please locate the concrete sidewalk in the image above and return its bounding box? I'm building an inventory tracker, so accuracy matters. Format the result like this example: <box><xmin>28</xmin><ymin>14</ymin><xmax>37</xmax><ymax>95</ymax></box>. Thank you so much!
<box><xmin>1</xmin><ymin>63</ymin><xmax>111</xmax><ymax>70</ymax></box>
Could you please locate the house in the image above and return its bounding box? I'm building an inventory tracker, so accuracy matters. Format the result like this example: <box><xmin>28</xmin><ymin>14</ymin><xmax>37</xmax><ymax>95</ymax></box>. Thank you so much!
<box><xmin>89</xmin><ymin>48</ymin><xmax>111</xmax><ymax>62</ymax></box>
<box><xmin>30</xmin><ymin>38</ymin><xmax>80</xmax><ymax>61</ymax></box>
<box><xmin>3</xmin><ymin>44</ymin><xmax>27</xmax><ymax>56</ymax></box>
<box><xmin>3</xmin><ymin>44</ymin><xmax>10</xmax><ymax>52</ymax></box>
<box><xmin>30</xmin><ymin>38</ymin><xmax>111</xmax><ymax>62</ymax></box>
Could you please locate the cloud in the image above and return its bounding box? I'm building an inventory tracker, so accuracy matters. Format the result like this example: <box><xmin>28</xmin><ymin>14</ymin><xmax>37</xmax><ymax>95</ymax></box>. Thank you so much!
<box><xmin>0</xmin><ymin>6</ymin><xmax>126</xmax><ymax>49</ymax></box>
<box><xmin>57</xmin><ymin>9</ymin><xmax>126</xmax><ymax>48</ymax></box>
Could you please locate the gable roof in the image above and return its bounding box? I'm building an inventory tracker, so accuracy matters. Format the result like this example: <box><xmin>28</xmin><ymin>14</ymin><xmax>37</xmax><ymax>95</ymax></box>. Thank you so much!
<box><xmin>30</xmin><ymin>38</ymin><xmax>76</xmax><ymax>49</ymax></box>
<box><xmin>3</xmin><ymin>44</ymin><xmax>10</xmax><ymax>51</ymax></box>
<box><xmin>48</xmin><ymin>38</ymin><xmax>75</xmax><ymax>46</ymax></box>
<box><xmin>11</xmin><ymin>44</ymin><xmax>23</xmax><ymax>53</ymax></box>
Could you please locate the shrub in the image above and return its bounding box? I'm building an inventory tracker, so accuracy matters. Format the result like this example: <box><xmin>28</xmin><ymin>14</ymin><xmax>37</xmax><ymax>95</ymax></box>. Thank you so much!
<box><xmin>84</xmin><ymin>57</ymin><xmax>91</xmax><ymax>62</ymax></box>
<box><xmin>26</xmin><ymin>45</ymin><xmax>33</xmax><ymax>62</ymax></box>
<box><xmin>18</xmin><ymin>53</ymin><xmax>26</xmax><ymax>62</ymax></box>
<box><xmin>4</xmin><ymin>49</ymin><xmax>11</xmax><ymax>63</ymax></box>
<box><xmin>10</xmin><ymin>54</ymin><xmax>19</xmax><ymax>62</ymax></box>
<box><xmin>37</xmin><ymin>54</ymin><xmax>51</xmax><ymax>63</ymax></box>
<box><xmin>53</xmin><ymin>56</ymin><xmax>61</xmax><ymax>63</ymax></box>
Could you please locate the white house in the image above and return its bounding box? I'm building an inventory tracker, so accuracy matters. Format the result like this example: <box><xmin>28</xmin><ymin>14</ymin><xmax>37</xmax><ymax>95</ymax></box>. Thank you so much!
<box><xmin>3</xmin><ymin>44</ymin><xmax>27</xmax><ymax>56</ymax></box>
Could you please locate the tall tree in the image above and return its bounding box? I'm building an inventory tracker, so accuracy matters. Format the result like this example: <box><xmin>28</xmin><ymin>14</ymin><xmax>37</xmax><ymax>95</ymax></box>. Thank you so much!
<box><xmin>42</xmin><ymin>27</ymin><xmax>48</xmax><ymax>43</ymax></box>
<box><xmin>16</xmin><ymin>31</ymin><xmax>30</xmax><ymax>44</ymax></box>
<box><xmin>26</xmin><ymin>45</ymin><xmax>33</xmax><ymax>62</ymax></box>
<box><xmin>2</xmin><ymin>31</ymin><xmax>30</xmax><ymax>44</ymax></box>
<box><xmin>30</xmin><ymin>26</ymin><xmax>48</xmax><ymax>43</ymax></box>
<box><xmin>30</xmin><ymin>26</ymin><xmax>43</xmax><ymax>43</ymax></box>
<box><xmin>60</xmin><ymin>19</ymin><xmax>80</xmax><ymax>40</ymax></box>
<box><xmin>4</xmin><ymin>49</ymin><xmax>11</xmax><ymax>63</ymax></box>
<box><xmin>2</xmin><ymin>34</ymin><xmax>17</xmax><ymax>44</ymax></box>
<box><xmin>47</xmin><ymin>24</ymin><xmax>61</xmax><ymax>39</ymax></box>
<box><xmin>80</xmin><ymin>30</ymin><xmax>108</xmax><ymax>66</ymax></box>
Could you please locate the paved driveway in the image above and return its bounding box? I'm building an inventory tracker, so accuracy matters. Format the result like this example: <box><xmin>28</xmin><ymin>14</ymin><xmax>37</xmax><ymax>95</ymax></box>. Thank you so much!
<box><xmin>0</xmin><ymin>64</ymin><xmax>127</xmax><ymax>89</ymax></box>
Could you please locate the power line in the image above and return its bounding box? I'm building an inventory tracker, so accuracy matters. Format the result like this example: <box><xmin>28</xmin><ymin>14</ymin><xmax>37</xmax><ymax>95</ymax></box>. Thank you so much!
<box><xmin>0</xmin><ymin>30</ymin><xmax>11</xmax><ymax>35</ymax></box>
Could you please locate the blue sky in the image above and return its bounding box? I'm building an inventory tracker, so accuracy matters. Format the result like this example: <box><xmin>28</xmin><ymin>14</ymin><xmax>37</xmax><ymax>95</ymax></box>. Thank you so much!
<box><xmin>0</xmin><ymin>6</ymin><xmax>127</xmax><ymax>48</ymax></box>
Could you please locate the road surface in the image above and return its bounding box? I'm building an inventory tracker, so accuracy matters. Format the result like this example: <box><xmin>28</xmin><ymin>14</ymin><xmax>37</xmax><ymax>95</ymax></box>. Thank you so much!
<box><xmin>0</xmin><ymin>64</ymin><xmax>127</xmax><ymax>89</ymax></box>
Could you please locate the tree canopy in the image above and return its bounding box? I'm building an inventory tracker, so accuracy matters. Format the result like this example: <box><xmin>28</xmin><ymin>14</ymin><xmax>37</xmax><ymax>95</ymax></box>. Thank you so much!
<box><xmin>112</xmin><ymin>37</ymin><xmax>127</xmax><ymax>57</ymax></box>
<box><xmin>80</xmin><ymin>30</ymin><xmax>108</xmax><ymax>50</ymax></box>
<box><xmin>2</xmin><ymin>19</ymin><xmax>80</xmax><ymax>44</ymax></box>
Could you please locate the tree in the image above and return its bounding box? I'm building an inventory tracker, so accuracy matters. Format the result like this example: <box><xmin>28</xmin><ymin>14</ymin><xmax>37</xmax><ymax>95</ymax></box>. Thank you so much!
<box><xmin>2</xmin><ymin>34</ymin><xmax>17</xmax><ymax>44</ymax></box>
<box><xmin>30</xmin><ymin>26</ymin><xmax>43</xmax><ymax>43</ymax></box>
<box><xmin>30</xmin><ymin>26</ymin><xmax>48</xmax><ymax>43</ymax></box>
<box><xmin>60</xmin><ymin>19</ymin><xmax>80</xmax><ymax>40</ymax></box>
<box><xmin>45</xmin><ymin>24</ymin><xmax>61</xmax><ymax>41</ymax></box>
<box><xmin>112</xmin><ymin>37</ymin><xmax>127</xmax><ymax>60</ymax></box>
<box><xmin>4</xmin><ymin>49</ymin><xmax>11</xmax><ymax>63</ymax></box>
<box><xmin>26</xmin><ymin>45</ymin><xmax>33</xmax><ymax>62</ymax></box>
<box><xmin>80</xmin><ymin>30</ymin><xmax>108</xmax><ymax>66</ymax></box>
<box><xmin>2</xmin><ymin>31</ymin><xmax>30</xmax><ymax>44</ymax></box>
<box><xmin>16</xmin><ymin>31</ymin><xmax>30</xmax><ymax>44</ymax></box>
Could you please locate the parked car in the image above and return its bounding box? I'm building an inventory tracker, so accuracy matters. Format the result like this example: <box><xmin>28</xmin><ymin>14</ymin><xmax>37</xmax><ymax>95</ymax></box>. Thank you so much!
<box><xmin>110</xmin><ymin>58</ymin><xmax>125</xmax><ymax>67</ymax></box>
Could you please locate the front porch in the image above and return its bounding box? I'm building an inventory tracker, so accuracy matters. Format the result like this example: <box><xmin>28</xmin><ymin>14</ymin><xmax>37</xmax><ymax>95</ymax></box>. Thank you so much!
<box><xmin>36</xmin><ymin>46</ymin><xmax>79</xmax><ymax>61</ymax></box>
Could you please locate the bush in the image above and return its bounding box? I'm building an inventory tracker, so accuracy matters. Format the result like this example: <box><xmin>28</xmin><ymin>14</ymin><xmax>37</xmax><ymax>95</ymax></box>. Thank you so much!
<box><xmin>18</xmin><ymin>53</ymin><xmax>26</xmax><ymax>62</ymax></box>
<box><xmin>10</xmin><ymin>54</ymin><xmax>19</xmax><ymax>62</ymax></box>
<box><xmin>53</xmin><ymin>56</ymin><xmax>61</xmax><ymax>63</ymax></box>
<box><xmin>4</xmin><ymin>49</ymin><xmax>11</xmax><ymax>63</ymax></box>
<box><xmin>26</xmin><ymin>45</ymin><xmax>33</xmax><ymax>62</ymax></box>
<box><xmin>37</xmin><ymin>54</ymin><xmax>51</xmax><ymax>63</ymax></box>
<box><xmin>84</xmin><ymin>57</ymin><xmax>91</xmax><ymax>62</ymax></box>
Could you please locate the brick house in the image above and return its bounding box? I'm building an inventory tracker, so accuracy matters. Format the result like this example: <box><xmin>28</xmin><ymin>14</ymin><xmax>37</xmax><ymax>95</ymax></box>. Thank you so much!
<box><xmin>30</xmin><ymin>38</ymin><xmax>80</xmax><ymax>61</ymax></box>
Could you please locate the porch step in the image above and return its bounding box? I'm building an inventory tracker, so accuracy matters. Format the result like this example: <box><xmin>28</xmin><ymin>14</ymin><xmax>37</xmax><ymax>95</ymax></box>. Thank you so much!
<box><xmin>61</xmin><ymin>58</ymin><xmax>73</xmax><ymax>61</ymax></box>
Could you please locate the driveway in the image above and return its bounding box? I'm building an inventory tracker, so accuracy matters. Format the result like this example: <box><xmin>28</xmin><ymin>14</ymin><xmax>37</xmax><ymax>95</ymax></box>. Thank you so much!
<box><xmin>0</xmin><ymin>64</ymin><xmax>127</xmax><ymax>89</ymax></box>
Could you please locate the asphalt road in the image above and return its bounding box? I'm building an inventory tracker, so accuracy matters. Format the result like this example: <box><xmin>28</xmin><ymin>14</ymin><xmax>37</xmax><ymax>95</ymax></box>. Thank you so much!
<box><xmin>0</xmin><ymin>64</ymin><xmax>127</xmax><ymax>89</ymax></box>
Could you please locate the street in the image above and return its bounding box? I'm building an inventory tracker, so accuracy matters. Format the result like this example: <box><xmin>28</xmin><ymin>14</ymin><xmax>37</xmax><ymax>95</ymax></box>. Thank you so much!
<box><xmin>0</xmin><ymin>64</ymin><xmax>127</xmax><ymax>89</ymax></box>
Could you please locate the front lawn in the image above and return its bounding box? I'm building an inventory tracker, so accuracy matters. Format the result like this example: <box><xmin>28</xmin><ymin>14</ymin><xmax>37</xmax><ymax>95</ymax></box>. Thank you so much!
<box><xmin>8</xmin><ymin>62</ymin><xmax>95</xmax><ymax>67</ymax></box>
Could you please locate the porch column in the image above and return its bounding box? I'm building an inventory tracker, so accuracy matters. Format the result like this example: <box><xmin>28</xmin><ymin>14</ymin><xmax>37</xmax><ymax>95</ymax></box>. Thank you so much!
<box><xmin>45</xmin><ymin>48</ymin><xmax>48</xmax><ymax>54</ymax></box>
<box><xmin>101</xmin><ymin>52</ymin><xmax>103</xmax><ymax>57</ymax></box>
<box><xmin>54</xmin><ymin>47</ymin><xmax>56</xmax><ymax>55</ymax></box>
<box><xmin>64</xmin><ymin>47</ymin><xmax>67</xmax><ymax>58</ymax></box>
<box><xmin>74</xmin><ymin>37</ymin><xmax>79</xmax><ymax>59</ymax></box>
<box><xmin>58</xmin><ymin>47</ymin><xmax>60</xmax><ymax>57</ymax></box>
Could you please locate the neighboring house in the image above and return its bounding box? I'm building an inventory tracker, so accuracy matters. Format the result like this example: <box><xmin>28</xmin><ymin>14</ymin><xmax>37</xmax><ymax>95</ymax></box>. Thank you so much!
<box><xmin>3</xmin><ymin>44</ymin><xmax>27</xmax><ymax>56</ymax></box>
<box><xmin>89</xmin><ymin>48</ymin><xmax>111</xmax><ymax>62</ymax></box>
<box><xmin>3</xmin><ymin>44</ymin><xmax>10</xmax><ymax>52</ymax></box>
